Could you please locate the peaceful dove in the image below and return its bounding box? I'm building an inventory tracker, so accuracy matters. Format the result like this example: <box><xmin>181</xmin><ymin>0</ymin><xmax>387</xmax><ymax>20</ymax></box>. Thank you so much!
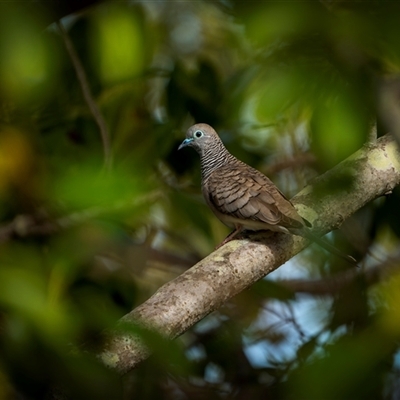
<box><xmin>178</xmin><ymin>123</ymin><xmax>357</xmax><ymax>265</ymax></box>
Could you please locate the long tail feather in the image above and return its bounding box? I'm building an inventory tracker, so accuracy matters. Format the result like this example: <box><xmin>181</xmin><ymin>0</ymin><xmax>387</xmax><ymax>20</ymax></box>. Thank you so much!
<box><xmin>302</xmin><ymin>229</ymin><xmax>358</xmax><ymax>267</ymax></box>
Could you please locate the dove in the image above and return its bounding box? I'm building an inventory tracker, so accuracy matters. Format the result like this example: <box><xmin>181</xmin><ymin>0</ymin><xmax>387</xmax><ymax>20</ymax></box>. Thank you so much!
<box><xmin>178</xmin><ymin>123</ymin><xmax>357</xmax><ymax>265</ymax></box>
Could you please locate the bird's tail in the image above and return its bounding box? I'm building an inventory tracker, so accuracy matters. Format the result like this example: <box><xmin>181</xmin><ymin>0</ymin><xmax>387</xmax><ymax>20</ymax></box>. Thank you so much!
<box><xmin>301</xmin><ymin>229</ymin><xmax>358</xmax><ymax>267</ymax></box>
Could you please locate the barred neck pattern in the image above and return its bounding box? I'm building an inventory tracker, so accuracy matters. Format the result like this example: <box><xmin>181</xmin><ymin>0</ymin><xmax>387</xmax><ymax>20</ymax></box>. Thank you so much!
<box><xmin>200</xmin><ymin>140</ymin><xmax>236</xmax><ymax>182</ymax></box>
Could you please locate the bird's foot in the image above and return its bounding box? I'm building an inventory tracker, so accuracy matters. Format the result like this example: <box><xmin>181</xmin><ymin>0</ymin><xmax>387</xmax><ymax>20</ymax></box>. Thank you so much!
<box><xmin>215</xmin><ymin>225</ymin><xmax>242</xmax><ymax>250</ymax></box>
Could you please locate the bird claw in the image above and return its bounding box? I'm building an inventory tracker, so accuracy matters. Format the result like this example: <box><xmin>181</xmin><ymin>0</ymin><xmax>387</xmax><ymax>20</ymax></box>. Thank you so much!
<box><xmin>215</xmin><ymin>225</ymin><xmax>243</xmax><ymax>249</ymax></box>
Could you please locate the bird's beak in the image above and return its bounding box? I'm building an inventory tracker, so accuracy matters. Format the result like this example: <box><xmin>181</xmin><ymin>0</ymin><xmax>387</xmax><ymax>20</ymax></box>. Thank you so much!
<box><xmin>178</xmin><ymin>138</ymin><xmax>193</xmax><ymax>150</ymax></box>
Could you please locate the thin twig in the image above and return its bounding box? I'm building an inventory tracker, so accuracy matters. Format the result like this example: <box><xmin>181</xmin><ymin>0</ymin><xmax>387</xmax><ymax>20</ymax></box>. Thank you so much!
<box><xmin>0</xmin><ymin>191</ymin><xmax>162</xmax><ymax>243</ymax></box>
<box><xmin>277</xmin><ymin>254</ymin><xmax>400</xmax><ymax>295</ymax></box>
<box><xmin>57</xmin><ymin>21</ymin><xmax>112</xmax><ymax>170</ymax></box>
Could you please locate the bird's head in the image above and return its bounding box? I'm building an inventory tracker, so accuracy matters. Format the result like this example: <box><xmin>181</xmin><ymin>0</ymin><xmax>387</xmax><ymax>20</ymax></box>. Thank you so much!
<box><xmin>178</xmin><ymin>123</ymin><xmax>221</xmax><ymax>155</ymax></box>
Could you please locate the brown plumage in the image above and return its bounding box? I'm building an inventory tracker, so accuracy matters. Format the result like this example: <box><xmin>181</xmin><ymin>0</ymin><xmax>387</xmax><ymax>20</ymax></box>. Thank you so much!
<box><xmin>178</xmin><ymin>123</ymin><xmax>357</xmax><ymax>265</ymax></box>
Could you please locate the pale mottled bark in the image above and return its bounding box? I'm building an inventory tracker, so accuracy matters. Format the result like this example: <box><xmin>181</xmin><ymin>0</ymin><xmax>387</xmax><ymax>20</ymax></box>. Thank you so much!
<box><xmin>98</xmin><ymin>134</ymin><xmax>400</xmax><ymax>374</ymax></box>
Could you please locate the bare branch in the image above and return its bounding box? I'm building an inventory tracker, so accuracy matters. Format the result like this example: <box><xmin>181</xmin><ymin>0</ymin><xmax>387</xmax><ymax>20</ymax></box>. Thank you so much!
<box><xmin>278</xmin><ymin>253</ymin><xmax>400</xmax><ymax>295</ymax></box>
<box><xmin>0</xmin><ymin>192</ymin><xmax>161</xmax><ymax>244</ymax></box>
<box><xmin>97</xmin><ymin>133</ymin><xmax>400</xmax><ymax>374</ymax></box>
<box><xmin>57</xmin><ymin>21</ymin><xmax>112</xmax><ymax>170</ymax></box>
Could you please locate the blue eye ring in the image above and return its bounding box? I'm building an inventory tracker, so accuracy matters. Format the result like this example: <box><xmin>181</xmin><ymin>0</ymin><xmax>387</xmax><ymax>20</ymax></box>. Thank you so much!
<box><xmin>194</xmin><ymin>130</ymin><xmax>203</xmax><ymax>138</ymax></box>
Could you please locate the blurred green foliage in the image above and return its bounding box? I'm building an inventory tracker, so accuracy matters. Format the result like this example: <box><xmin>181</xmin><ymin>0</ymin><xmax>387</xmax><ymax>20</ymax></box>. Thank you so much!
<box><xmin>0</xmin><ymin>0</ymin><xmax>400</xmax><ymax>398</ymax></box>
<box><xmin>90</xmin><ymin>6</ymin><xmax>145</xmax><ymax>85</ymax></box>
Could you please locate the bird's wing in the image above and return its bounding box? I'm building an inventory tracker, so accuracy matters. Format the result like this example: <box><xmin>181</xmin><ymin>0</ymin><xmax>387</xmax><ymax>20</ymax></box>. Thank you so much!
<box><xmin>205</xmin><ymin>165</ymin><xmax>304</xmax><ymax>230</ymax></box>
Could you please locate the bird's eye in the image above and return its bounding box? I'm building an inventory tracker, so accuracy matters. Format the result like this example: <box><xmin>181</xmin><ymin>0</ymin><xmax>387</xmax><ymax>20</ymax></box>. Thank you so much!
<box><xmin>194</xmin><ymin>130</ymin><xmax>203</xmax><ymax>138</ymax></box>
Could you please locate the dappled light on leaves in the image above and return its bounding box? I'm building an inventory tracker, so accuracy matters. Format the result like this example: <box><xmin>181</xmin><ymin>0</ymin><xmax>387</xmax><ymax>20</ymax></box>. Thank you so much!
<box><xmin>311</xmin><ymin>89</ymin><xmax>368</xmax><ymax>169</ymax></box>
<box><xmin>254</xmin><ymin>67</ymin><xmax>305</xmax><ymax>122</ymax></box>
<box><xmin>378</xmin><ymin>270</ymin><xmax>400</xmax><ymax>337</ymax></box>
<box><xmin>0</xmin><ymin>7</ymin><xmax>57</xmax><ymax>103</ymax></box>
<box><xmin>246</xmin><ymin>3</ymin><xmax>328</xmax><ymax>49</ymax></box>
<box><xmin>50</xmin><ymin>162</ymin><xmax>148</xmax><ymax>211</ymax></box>
<box><xmin>0</xmin><ymin>128</ymin><xmax>35</xmax><ymax>195</ymax></box>
<box><xmin>90</xmin><ymin>5</ymin><xmax>145</xmax><ymax>85</ymax></box>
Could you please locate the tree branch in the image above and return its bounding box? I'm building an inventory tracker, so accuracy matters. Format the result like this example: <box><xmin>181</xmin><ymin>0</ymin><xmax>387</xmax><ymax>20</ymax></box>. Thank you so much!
<box><xmin>277</xmin><ymin>252</ymin><xmax>400</xmax><ymax>295</ymax></box>
<box><xmin>97</xmin><ymin>133</ymin><xmax>400</xmax><ymax>374</ymax></box>
<box><xmin>0</xmin><ymin>192</ymin><xmax>161</xmax><ymax>244</ymax></box>
<box><xmin>57</xmin><ymin>21</ymin><xmax>112</xmax><ymax>170</ymax></box>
